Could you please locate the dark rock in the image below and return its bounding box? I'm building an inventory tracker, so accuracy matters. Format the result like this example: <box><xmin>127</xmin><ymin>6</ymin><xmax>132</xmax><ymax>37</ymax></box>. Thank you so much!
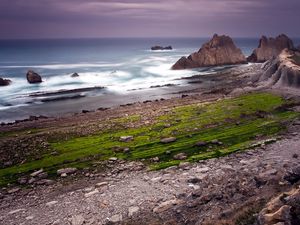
<box><xmin>172</xmin><ymin>34</ymin><xmax>246</xmax><ymax>69</ymax></box>
<box><xmin>248</xmin><ymin>34</ymin><xmax>295</xmax><ymax>62</ymax></box>
<box><xmin>0</xmin><ymin>77</ymin><xmax>11</xmax><ymax>86</ymax></box>
<box><xmin>26</xmin><ymin>70</ymin><xmax>42</xmax><ymax>83</ymax></box>
<box><xmin>284</xmin><ymin>166</ymin><xmax>300</xmax><ymax>184</ymax></box>
<box><xmin>71</xmin><ymin>73</ymin><xmax>79</xmax><ymax>77</ymax></box>
<box><xmin>82</xmin><ymin>110</ymin><xmax>90</xmax><ymax>113</ymax></box>
<box><xmin>187</xmin><ymin>177</ymin><xmax>201</xmax><ymax>184</ymax></box>
<box><xmin>151</xmin><ymin>45</ymin><xmax>172</xmax><ymax>51</ymax></box>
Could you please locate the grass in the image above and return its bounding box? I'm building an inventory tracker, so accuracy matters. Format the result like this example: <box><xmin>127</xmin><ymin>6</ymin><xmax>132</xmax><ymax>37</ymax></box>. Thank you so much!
<box><xmin>0</xmin><ymin>92</ymin><xmax>298</xmax><ymax>186</ymax></box>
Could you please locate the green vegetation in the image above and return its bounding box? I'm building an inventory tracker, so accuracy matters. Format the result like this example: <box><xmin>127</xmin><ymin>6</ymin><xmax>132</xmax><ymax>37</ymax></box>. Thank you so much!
<box><xmin>0</xmin><ymin>92</ymin><xmax>298</xmax><ymax>186</ymax></box>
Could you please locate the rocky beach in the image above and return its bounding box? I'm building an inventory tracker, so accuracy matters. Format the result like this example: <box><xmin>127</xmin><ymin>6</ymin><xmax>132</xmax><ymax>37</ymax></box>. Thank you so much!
<box><xmin>1</xmin><ymin>33</ymin><xmax>300</xmax><ymax>225</ymax></box>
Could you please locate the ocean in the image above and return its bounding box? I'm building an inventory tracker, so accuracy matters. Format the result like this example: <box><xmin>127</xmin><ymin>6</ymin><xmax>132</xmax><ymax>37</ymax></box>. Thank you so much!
<box><xmin>0</xmin><ymin>37</ymin><xmax>299</xmax><ymax>122</ymax></box>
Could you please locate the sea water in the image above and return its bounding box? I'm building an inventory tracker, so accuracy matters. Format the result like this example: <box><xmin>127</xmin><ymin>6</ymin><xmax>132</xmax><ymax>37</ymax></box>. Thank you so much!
<box><xmin>0</xmin><ymin>37</ymin><xmax>299</xmax><ymax>121</ymax></box>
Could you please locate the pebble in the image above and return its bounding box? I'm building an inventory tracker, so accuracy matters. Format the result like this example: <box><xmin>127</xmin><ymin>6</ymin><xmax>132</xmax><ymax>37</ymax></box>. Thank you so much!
<box><xmin>46</xmin><ymin>201</ymin><xmax>58</xmax><ymax>207</ymax></box>
<box><xmin>128</xmin><ymin>206</ymin><xmax>140</xmax><ymax>217</ymax></box>
<box><xmin>84</xmin><ymin>189</ymin><xmax>99</xmax><ymax>198</ymax></box>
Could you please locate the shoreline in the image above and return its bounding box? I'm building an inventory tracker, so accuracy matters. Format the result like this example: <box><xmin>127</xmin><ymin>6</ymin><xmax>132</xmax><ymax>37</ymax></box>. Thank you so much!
<box><xmin>0</xmin><ymin>63</ymin><xmax>258</xmax><ymax>124</ymax></box>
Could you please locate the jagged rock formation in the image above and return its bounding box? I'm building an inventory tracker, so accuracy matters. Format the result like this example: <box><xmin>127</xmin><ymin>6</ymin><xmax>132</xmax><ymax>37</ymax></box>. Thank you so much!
<box><xmin>151</xmin><ymin>46</ymin><xmax>172</xmax><ymax>51</ymax></box>
<box><xmin>258</xmin><ymin>49</ymin><xmax>300</xmax><ymax>88</ymax></box>
<box><xmin>172</xmin><ymin>34</ymin><xmax>247</xmax><ymax>70</ymax></box>
<box><xmin>248</xmin><ymin>34</ymin><xmax>295</xmax><ymax>63</ymax></box>
<box><xmin>26</xmin><ymin>70</ymin><xmax>42</xmax><ymax>84</ymax></box>
<box><xmin>258</xmin><ymin>187</ymin><xmax>300</xmax><ymax>225</ymax></box>
<box><xmin>0</xmin><ymin>77</ymin><xmax>11</xmax><ymax>86</ymax></box>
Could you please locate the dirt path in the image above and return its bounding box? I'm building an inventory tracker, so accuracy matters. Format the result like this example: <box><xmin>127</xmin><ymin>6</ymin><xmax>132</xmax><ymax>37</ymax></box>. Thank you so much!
<box><xmin>1</xmin><ymin>123</ymin><xmax>299</xmax><ymax>225</ymax></box>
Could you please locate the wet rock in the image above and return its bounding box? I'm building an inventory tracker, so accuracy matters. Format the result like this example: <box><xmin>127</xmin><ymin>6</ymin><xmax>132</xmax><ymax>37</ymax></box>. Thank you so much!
<box><xmin>161</xmin><ymin>137</ymin><xmax>177</xmax><ymax>143</ymax></box>
<box><xmin>71</xmin><ymin>73</ymin><xmax>79</xmax><ymax>77</ymax></box>
<box><xmin>151</xmin><ymin>45</ymin><xmax>172</xmax><ymax>51</ymax></box>
<box><xmin>57</xmin><ymin>167</ymin><xmax>77</xmax><ymax>176</ymax></box>
<box><xmin>0</xmin><ymin>77</ymin><xmax>11</xmax><ymax>86</ymax></box>
<box><xmin>26</xmin><ymin>70</ymin><xmax>42</xmax><ymax>83</ymax></box>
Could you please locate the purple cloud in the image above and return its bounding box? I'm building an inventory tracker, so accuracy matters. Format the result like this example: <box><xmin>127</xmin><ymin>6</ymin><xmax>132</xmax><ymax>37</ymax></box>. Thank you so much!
<box><xmin>0</xmin><ymin>0</ymin><xmax>299</xmax><ymax>38</ymax></box>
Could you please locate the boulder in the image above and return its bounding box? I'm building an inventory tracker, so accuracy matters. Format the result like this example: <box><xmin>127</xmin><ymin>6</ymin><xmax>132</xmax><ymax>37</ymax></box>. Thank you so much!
<box><xmin>248</xmin><ymin>34</ymin><xmax>295</xmax><ymax>63</ymax></box>
<box><xmin>57</xmin><ymin>167</ymin><xmax>77</xmax><ymax>176</ymax></box>
<box><xmin>151</xmin><ymin>45</ymin><xmax>172</xmax><ymax>51</ymax></box>
<box><xmin>71</xmin><ymin>73</ymin><xmax>79</xmax><ymax>77</ymax></box>
<box><xmin>26</xmin><ymin>70</ymin><xmax>42</xmax><ymax>83</ymax></box>
<box><xmin>0</xmin><ymin>77</ymin><xmax>11</xmax><ymax>86</ymax></box>
<box><xmin>257</xmin><ymin>49</ymin><xmax>300</xmax><ymax>88</ymax></box>
<box><xmin>172</xmin><ymin>34</ymin><xmax>246</xmax><ymax>70</ymax></box>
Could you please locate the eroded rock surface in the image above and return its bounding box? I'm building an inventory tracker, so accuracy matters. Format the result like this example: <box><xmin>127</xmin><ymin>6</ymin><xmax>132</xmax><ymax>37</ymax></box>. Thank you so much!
<box><xmin>172</xmin><ymin>34</ymin><xmax>246</xmax><ymax>70</ymax></box>
<box><xmin>258</xmin><ymin>49</ymin><xmax>300</xmax><ymax>88</ymax></box>
<box><xmin>248</xmin><ymin>34</ymin><xmax>295</xmax><ymax>62</ymax></box>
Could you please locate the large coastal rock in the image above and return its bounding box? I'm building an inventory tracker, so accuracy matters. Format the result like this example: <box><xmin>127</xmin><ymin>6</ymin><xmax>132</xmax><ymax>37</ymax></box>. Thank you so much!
<box><xmin>172</xmin><ymin>34</ymin><xmax>246</xmax><ymax>70</ymax></box>
<box><xmin>26</xmin><ymin>70</ymin><xmax>42</xmax><ymax>84</ymax></box>
<box><xmin>0</xmin><ymin>77</ymin><xmax>11</xmax><ymax>86</ymax></box>
<box><xmin>258</xmin><ymin>49</ymin><xmax>300</xmax><ymax>88</ymax></box>
<box><xmin>247</xmin><ymin>34</ymin><xmax>295</xmax><ymax>63</ymax></box>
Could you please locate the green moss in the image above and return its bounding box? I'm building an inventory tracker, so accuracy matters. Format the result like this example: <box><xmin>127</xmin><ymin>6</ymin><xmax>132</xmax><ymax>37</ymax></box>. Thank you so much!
<box><xmin>0</xmin><ymin>92</ymin><xmax>298</xmax><ymax>186</ymax></box>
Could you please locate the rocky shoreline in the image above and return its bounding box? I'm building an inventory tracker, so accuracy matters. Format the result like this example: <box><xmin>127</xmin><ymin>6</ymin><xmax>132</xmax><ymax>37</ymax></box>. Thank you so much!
<box><xmin>1</xmin><ymin>62</ymin><xmax>300</xmax><ymax>224</ymax></box>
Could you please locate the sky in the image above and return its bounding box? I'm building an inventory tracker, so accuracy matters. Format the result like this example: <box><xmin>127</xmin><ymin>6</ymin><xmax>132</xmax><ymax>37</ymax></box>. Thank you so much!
<box><xmin>0</xmin><ymin>0</ymin><xmax>299</xmax><ymax>39</ymax></box>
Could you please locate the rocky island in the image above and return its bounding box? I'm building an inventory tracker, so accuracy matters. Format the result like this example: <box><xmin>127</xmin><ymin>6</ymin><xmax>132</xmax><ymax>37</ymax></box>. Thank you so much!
<box><xmin>172</xmin><ymin>34</ymin><xmax>247</xmax><ymax>69</ymax></box>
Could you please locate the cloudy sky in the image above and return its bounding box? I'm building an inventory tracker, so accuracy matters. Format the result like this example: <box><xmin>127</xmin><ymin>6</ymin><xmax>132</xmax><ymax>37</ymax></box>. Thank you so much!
<box><xmin>0</xmin><ymin>0</ymin><xmax>299</xmax><ymax>39</ymax></box>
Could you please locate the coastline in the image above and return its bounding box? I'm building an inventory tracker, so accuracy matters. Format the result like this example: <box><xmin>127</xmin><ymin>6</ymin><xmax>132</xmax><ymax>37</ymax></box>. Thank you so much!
<box><xmin>0</xmin><ymin>63</ymin><xmax>257</xmax><ymax>124</ymax></box>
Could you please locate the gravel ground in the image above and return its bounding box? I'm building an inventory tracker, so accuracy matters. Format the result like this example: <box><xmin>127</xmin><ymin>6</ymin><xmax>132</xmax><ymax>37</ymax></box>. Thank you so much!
<box><xmin>1</xmin><ymin>124</ymin><xmax>300</xmax><ymax>225</ymax></box>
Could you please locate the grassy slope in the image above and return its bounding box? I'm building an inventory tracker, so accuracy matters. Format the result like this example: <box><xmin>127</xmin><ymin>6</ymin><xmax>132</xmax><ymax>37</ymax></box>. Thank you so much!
<box><xmin>0</xmin><ymin>92</ymin><xmax>298</xmax><ymax>186</ymax></box>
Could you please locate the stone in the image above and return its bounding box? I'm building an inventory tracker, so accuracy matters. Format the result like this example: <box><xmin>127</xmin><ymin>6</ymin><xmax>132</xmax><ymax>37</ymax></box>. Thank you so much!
<box><xmin>70</xmin><ymin>214</ymin><xmax>85</xmax><ymax>225</ymax></box>
<box><xmin>153</xmin><ymin>199</ymin><xmax>182</xmax><ymax>213</ymax></box>
<box><xmin>95</xmin><ymin>182</ymin><xmax>108</xmax><ymax>187</ymax></box>
<box><xmin>0</xmin><ymin>77</ymin><xmax>11</xmax><ymax>86</ymax></box>
<box><xmin>84</xmin><ymin>189</ymin><xmax>99</xmax><ymax>197</ymax></box>
<box><xmin>248</xmin><ymin>34</ymin><xmax>295</xmax><ymax>62</ymax></box>
<box><xmin>160</xmin><ymin>137</ymin><xmax>177</xmax><ymax>143</ymax></box>
<box><xmin>284</xmin><ymin>166</ymin><xmax>300</xmax><ymax>184</ymax></box>
<box><xmin>46</xmin><ymin>201</ymin><xmax>58</xmax><ymax>206</ymax></box>
<box><xmin>195</xmin><ymin>141</ymin><xmax>208</xmax><ymax>147</ymax></box>
<box><xmin>17</xmin><ymin>177</ymin><xmax>28</xmax><ymax>185</ymax></box>
<box><xmin>8</xmin><ymin>209</ymin><xmax>25</xmax><ymax>215</ymax></box>
<box><xmin>172</xmin><ymin>34</ymin><xmax>246</xmax><ymax>69</ymax></box>
<box><xmin>119</xmin><ymin>136</ymin><xmax>133</xmax><ymax>142</ymax></box>
<box><xmin>173</xmin><ymin>153</ymin><xmax>187</xmax><ymax>160</ymax></box>
<box><xmin>128</xmin><ymin>206</ymin><xmax>140</xmax><ymax>217</ymax></box>
<box><xmin>109</xmin><ymin>214</ymin><xmax>123</xmax><ymax>223</ymax></box>
<box><xmin>7</xmin><ymin>187</ymin><xmax>20</xmax><ymax>194</ymax></box>
<box><xmin>30</xmin><ymin>168</ymin><xmax>44</xmax><ymax>177</ymax></box>
<box><xmin>26</xmin><ymin>70</ymin><xmax>42</xmax><ymax>83</ymax></box>
<box><xmin>57</xmin><ymin>167</ymin><xmax>77</xmax><ymax>176</ymax></box>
